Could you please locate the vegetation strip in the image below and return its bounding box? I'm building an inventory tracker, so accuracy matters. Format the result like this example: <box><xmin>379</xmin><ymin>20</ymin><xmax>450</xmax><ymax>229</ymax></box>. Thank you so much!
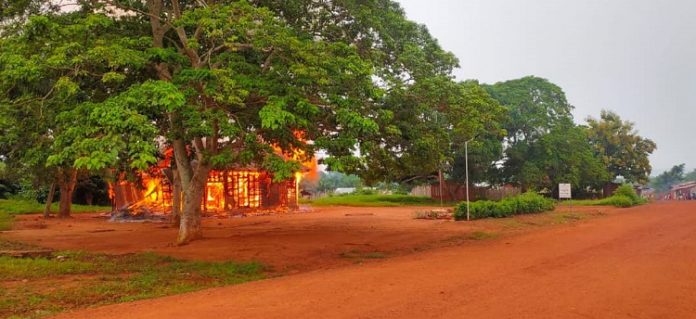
<box><xmin>0</xmin><ymin>242</ymin><xmax>265</xmax><ymax>319</ymax></box>
<box><xmin>306</xmin><ymin>194</ymin><xmax>437</xmax><ymax>207</ymax></box>
<box><xmin>565</xmin><ymin>185</ymin><xmax>647</xmax><ymax>208</ymax></box>
<box><xmin>0</xmin><ymin>199</ymin><xmax>111</xmax><ymax>231</ymax></box>
<box><xmin>454</xmin><ymin>192</ymin><xmax>555</xmax><ymax>220</ymax></box>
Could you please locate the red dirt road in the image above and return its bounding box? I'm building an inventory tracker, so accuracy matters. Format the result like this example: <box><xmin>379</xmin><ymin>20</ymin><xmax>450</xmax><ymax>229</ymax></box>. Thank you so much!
<box><xmin>53</xmin><ymin>201</ymin><xmax>696</xmax><ymax>319</ymax></box>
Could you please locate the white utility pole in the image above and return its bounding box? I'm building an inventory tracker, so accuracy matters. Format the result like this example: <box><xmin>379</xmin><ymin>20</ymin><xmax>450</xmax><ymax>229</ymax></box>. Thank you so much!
<box><xmin>439</xmin><ymin>169</ymin><xmax>444</xmax><ymax>207</ymax></box>
<box><xmin>465</xmin><ymin>138</ymin><xmax>474</xmax><ymax>221</ymax></box>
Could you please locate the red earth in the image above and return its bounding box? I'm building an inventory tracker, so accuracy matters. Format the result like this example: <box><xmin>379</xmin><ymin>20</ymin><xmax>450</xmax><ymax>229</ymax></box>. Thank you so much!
<box><xmin>5</xmin><ymin>202</ymin><xmax>696</xmax><ymax>318</ymax></box>
<box><xmin>3</xmin><ymin>205</ymin><xmax>607</xmax><ymax>273</ymax></box>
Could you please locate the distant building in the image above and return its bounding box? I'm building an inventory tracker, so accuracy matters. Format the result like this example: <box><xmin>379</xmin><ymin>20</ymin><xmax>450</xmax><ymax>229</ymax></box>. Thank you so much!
<box><xmin>667</xmin><ymin>182</ymin><xmax>696</xmax><ymax>200</ymax></box>
<box><xmin>638</xmin><ymin>186</ymin><xmax>656</xmax><ymax>200</ymax></box>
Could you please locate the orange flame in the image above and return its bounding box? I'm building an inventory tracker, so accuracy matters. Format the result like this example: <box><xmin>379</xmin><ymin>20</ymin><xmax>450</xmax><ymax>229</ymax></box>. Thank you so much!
<box><xmin>272</xmin><ymin>130</ymin><xmax>320</xmax><ymax>185</ymax></box>
<box><xmin>141</xmin><ymin>175</ymin><xmax>169</xmax><ymax>207</ymax></box>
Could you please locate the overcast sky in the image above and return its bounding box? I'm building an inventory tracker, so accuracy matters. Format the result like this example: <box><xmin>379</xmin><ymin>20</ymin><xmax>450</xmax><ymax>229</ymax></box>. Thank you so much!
<box><xmin>397</xmin><ymin>0</ymin><xmax>695</xmax><ymax>174</ymax></box>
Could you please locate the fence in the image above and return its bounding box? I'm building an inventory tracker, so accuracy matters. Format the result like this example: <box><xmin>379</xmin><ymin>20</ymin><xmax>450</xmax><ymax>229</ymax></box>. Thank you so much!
<box><xmin>413</xmin><ymin>182</ymin><xmax>521</xmax><ymax>202</ymax></box>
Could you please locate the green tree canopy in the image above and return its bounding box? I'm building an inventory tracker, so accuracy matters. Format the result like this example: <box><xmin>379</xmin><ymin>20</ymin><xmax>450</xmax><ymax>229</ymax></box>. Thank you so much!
<box><xmin>484</xmin><ymin>76</ymin><xmax>580</xmax><ymax>189</ymax></box>
<box><xmin>0</xmin><ymin>10</ymin><xmax>154</xmax><ymax>216</ymax></box>
<box><xmin>586</xmin><ymin>110</ymin><xmax>657</xmax><ymax>184</ymax></box>
<box><xmin>1</xmin><ymin>0</ymin><xmax>472</xmax><ymax>243</ymax></box>
<box><xmin>254</xmin><ymin>1</ymin><xmax>507</xmax><ymax>186</ymax></box>
<box><xmin>651</xmin><ymin>164</ymin><xmax>685</xmax><ymax>192</ymax></box>
<box><xmin>684</xmin><ymin>169</ymin><xmax>696</xmax><ymax>182</ymax></box>
<box><xmin>512</xmin><ymin>124</ymin><xmax>609</xmax><ymax>194</ymax></box>
<box><xmin>484</xmin><ymin>76</ymin><xmax>574</xmax><ymax>143</ymax></box>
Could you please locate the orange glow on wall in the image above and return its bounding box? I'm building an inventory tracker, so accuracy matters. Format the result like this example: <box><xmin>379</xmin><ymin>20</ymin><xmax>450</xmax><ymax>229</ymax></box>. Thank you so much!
<box><xmin>206</xmin><ymin>182</ymin><xmax>225</xmax><ymax>210</ymax></box>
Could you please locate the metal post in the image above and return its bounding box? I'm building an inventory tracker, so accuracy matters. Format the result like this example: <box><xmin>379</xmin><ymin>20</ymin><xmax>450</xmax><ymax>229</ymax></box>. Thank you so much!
<box><xmin>439</xmin><ymin>169</ymin><xmax>444</xmax><ymax>207</ymax></box>
<box><xmin>465</xmin><ymin>139</ymin><xmax>472</xmax><ymax>221</ymax></box>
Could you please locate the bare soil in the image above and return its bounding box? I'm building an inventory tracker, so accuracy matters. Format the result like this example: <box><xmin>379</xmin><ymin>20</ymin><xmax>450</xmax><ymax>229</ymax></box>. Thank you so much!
<box><xmin>3</xmin><ymin>205</ymin><xmax>607</xmax><ymax>273</ymax></box>
<box><xmin>9</xmin><ymin>202</ymin><xmax>696</xmax><ymax>318</ymax></box>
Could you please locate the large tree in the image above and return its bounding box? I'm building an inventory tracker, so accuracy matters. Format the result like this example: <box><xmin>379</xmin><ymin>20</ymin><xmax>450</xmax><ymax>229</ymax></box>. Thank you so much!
<box><xmin>447</xmin><ymin>81</ymin><xmax>507</xmax><ymax>186</ymax></box>
<box><xmin>484</xmin><ymin>76</ymin><xmax>574</xmax><ymax>143</ymax></box>
<box><xmin>586</xmin><ymin>110</ymin><xmax>657</xmax><ymax>184</ymax></box>
<box><xmin>0</xmin><ymin>10</ymin><xmax>153</xmax><ymax>217</ymax></box>
<box><xmin>65</xmin><ymin>1</ymin><xmax>380</xmax><ymax>244</ymax></box>
<box><xmin>359</xmin><ymin>78</ymin><xmax>507</xmax><ymax>185</ymax></box>
<box><xmin>484</xmin><ymin>76</ymin><xmax>577</xmax><ymax>189</ymax></box>
<box><xmin>40</xmin><ymin>0</ymin><xmax>468</xmax><ymax>244</ymax></box>
<box><xmin>514</xmin><ymin>124</ymin><xmax>610</xmax><ymax>195</ymax></box>
<box><xmin>253</xmin><ymin>1</ymin><xmax>507</xmax><ymax>185</ymax></box>
<box><xmin>2</xmin><ymin>1</ymin><xmax>508</xmax><ymax>244</ymax></box>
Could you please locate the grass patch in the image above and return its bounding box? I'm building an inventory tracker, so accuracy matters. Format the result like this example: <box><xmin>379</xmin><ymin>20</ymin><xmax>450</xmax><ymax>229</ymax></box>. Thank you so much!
<box><xmin>497</xmin><ymin>219</ymin><xmax>526</xmax><ymax>229</ymax></box>
<box><xmin>444</xmin><ymin>231</ymin><xmax>500</xmax><ymax>243</ymax></box>
<box><xmin>307</xmin><ymin>194</ymin><xmax>438</xmax><ymax>207</ymax></box>
<box><xmin>0</xmin><ymin>199</ymin><xmax>111</xmax><ymax>215</ymax></box>
<box><xmin>0</xmin><ymin>211</ymin><xmax>13</xmax><ymax>231</ymax></box>
<box><xmin>0</xmin><ymin>241</ymin><xmax>265</xmax><ymax>318</ymax></box>
<box><xmin>565</xmin><ymin>197</ymin><xmax>647</xmax><ymax>208</ymax></box>
<box><xmin>552</xmin><ymin>213</ymin><xmax>587</xmax><ymax>224</ymax></box>
<box><xmin>466</xmin><ymin>231</ymin><xmax>499</xmax><ymax>240</ymax></box>
<box><xmin>339</xmin><ymin>249</ymin><xmax>387</xmax><ymax>260</ymax></box>
<box><xmin>0</xmin><ymin>239</ymin><xmax>42</xmax><ymax>251</ymax></box>
<box><xmin>0</xmin><ymin>199</ymin><xmax>111</xmax><ymax>231</ymax></box>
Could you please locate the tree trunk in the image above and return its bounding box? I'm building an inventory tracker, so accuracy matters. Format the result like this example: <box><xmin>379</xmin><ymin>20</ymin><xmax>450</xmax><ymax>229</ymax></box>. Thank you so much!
<box><xmin>43</xmin><ymin>181</ymin><xmax>56</xmax><ymax>218</ymax></box>
<box><xmin>171</xmin><ymin>168</ymin><xmax>182</xmax><ymax>226</ymax></box>
<box><xmin>177</xmin><ymin>166</ymin><xmax>208</xmax><ymax>245</ymax></box>
<box><xmin>56</xmin><ymin>168</ymin><xmax>77</xmax><ymax>218</ymax></box>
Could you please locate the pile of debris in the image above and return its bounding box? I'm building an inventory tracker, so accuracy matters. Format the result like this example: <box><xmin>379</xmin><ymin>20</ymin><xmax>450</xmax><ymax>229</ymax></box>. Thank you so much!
<box><xmin>413</xmin><ymin>209</ymin><xmax>453</xmax><ymax>220</ymax></box>
<box><xmin>109</xmin><ymin>200</ymin><xmax>169</xmax><ymax>223</ymax></box>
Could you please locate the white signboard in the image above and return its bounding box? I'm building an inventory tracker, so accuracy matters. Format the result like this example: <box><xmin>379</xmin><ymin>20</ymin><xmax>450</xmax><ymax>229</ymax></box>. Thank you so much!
<box><xmin>559</xmin><ymin>183</ymin><xmax>572</xmax><ymax>199</ymax></box>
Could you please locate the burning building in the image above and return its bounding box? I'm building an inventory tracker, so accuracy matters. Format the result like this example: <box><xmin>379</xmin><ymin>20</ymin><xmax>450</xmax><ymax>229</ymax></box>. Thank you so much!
<box><xmin>110</xmin><ymin>169</ymin><xmax>301</xmax><ymax>215</ymax></box>
<box><xmin>110</xmin><ymin>149</ymin><xmax>317</xmax><ymax>216</ymax></box>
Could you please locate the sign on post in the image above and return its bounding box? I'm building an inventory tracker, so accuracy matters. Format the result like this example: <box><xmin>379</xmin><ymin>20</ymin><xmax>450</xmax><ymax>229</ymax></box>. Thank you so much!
<box><xmin>559</xmin><ymin>183</ymin><xmax>572</xmax><ymax>199</ymax></box>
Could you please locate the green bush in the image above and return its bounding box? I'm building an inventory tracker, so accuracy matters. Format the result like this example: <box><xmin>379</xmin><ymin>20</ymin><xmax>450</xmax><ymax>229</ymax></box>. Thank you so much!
<box><xmin>454</xmin><ymin>192</ymin><xmax>555</xmax><ymax>221</ymax></box>
<box><xmin>566</xmin><ymin>185</ymin><xmax>646</xmax><ymax>208</ymax></box>
<box><xmin>596</xmin><ymin>185</ymin><xmax>645</xmax><ymax>207</ymax></box>
<box><xmin>612</xmin><ymin>184</ymin><xmax>643</xmax><ymax>204</ymax></box>
<box><xmin>598</xmin><ymin>195</ymin><xmax>634</xmax><ymax>208</ymax></box>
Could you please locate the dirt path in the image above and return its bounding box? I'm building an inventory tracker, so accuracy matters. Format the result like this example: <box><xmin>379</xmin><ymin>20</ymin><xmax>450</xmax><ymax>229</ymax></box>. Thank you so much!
<box><xmin>52</xmin><ymin>201</ymin><xmax>696</xmax><ymax>319</ymax></box>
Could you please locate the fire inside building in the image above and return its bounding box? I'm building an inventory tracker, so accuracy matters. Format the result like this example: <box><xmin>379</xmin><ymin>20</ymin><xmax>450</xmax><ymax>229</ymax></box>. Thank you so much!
<box><xmin>110</xmin><ymin>149</ymin><xmax>316</xmax><ymax>216</ymax></box>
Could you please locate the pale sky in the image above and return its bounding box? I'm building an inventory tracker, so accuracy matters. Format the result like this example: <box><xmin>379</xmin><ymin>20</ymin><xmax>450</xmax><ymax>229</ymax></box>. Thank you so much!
<box><xmin>397</xmin><ymin>0</ymin><xmax>696</xmax><ymax>174</ymax></box>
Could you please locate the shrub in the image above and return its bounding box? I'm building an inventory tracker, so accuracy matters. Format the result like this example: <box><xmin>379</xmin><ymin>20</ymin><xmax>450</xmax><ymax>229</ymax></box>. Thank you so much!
<box><xmin>595</xmin><ymin>185</ymin><xmax>646</xmax><ymax>208</ymax></box>
<box><xmin>566</xmin><ymin>184</ymin><xmax>647</xmax><ymax>208</ymax></box>
<box><xmin>454</xmin><ymin>192</ymin><xmax>555</xmax><ymax>221</ymax></box>
<box><xmin>598</xmin><ymin>195</ymin><xmax>634</xmax><ymax>208</ymax></box>
<box><xmin>612</xmin><ymin>184</ymin><xmax>643</xmax><ymax>205</ymax></box>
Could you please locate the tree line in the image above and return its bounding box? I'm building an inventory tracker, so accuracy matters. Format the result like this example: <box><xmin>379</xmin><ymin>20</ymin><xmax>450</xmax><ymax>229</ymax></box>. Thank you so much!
<box><xmin>0</xmin><ymin>0</ymin><xmax>655</xmax><ymax>244</ymax></box>
<box><xmin>651</xmin><ymin>164</ymin><xmax>696</xmax><ymax>193</ymax></box>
